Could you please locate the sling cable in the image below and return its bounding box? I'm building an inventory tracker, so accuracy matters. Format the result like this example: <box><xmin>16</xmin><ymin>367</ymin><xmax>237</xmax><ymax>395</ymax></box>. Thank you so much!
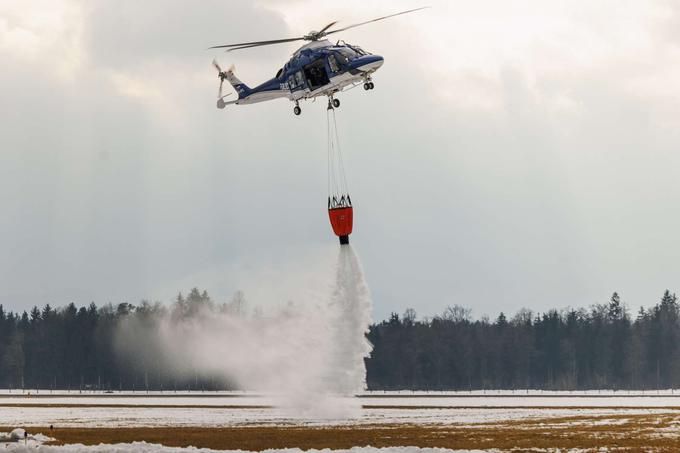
<box><xmin>326</xmin><ymin>100</ymin><xmax>353</xmax><ymax>245</ymax></box>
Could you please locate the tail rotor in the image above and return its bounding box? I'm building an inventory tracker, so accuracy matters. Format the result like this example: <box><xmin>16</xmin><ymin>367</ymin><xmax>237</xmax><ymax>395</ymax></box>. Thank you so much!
<box><xmin>212</xmin><ymin>59</ymin><xmax>233</xmax><ymax>108</ymax></box>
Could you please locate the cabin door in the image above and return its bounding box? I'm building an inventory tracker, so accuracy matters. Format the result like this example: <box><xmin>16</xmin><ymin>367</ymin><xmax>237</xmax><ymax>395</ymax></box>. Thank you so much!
<box><xmin>303</xmin><ymin>59</ymin><xmax>330</xmax><ymax>91</ymax></box>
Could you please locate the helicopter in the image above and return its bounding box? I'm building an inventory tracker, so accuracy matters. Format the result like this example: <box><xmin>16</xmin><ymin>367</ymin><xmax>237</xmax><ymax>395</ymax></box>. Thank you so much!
<box><xmin>210</xmin><ymin>7</ymin><xmax>427</xmax><ymax>115</ymax></box>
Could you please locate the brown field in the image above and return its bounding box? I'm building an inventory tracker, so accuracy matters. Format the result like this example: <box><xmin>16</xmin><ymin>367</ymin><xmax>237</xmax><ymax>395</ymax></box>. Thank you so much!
<box><xmin>6</xmin><ymin>411</ymin><xmax>680</xmax><ymax>451</ymax></box>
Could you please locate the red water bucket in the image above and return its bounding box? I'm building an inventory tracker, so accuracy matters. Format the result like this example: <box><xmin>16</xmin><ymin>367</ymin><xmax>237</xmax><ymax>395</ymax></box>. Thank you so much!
<box><xmin>328</xmin><ymin>206</ymin><xmax>353</xmax><ymax>244</ymax></box>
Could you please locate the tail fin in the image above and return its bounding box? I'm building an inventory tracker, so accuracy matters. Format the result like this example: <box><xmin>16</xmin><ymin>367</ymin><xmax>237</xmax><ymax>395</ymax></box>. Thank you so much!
<box><xmin>225</xmin><ymin>68</ymin><xmax>251</xmax><ymax>99</ymax></box>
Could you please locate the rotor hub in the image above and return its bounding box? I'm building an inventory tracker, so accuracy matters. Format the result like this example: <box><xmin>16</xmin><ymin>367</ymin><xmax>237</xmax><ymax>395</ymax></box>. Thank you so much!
<box><xmin>304</xmin><ymin>30</ymin><xmax>323</xmax><ymax>41</ymax></box>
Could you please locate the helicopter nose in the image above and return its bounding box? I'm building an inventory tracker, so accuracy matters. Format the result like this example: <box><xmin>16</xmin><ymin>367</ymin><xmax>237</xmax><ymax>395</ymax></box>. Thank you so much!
<box><xmin>351</xmin><ymin>55</ymin><xmax>384</xmax><ymax>72</ymax></box>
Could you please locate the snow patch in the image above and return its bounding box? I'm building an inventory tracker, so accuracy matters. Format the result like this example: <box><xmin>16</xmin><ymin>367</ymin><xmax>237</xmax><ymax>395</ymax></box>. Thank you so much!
<box><xmin>0</xmin><ymin>428</ymin><xmax>54</xmax><ymax>448</ymax></box>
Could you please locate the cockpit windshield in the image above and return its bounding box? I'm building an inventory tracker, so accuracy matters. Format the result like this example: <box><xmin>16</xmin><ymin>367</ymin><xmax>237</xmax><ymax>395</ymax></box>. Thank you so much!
<box><xmin>336</xmin><ymin>48</ymin><xmax>357</xmax><ymax>63</ymax></box>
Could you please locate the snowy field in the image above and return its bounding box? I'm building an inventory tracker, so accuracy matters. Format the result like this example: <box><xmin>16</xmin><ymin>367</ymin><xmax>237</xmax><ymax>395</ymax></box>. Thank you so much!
<box><xmin>5</xmin><ymin>389</ymin><xmax>680</xmax><ymax>409</ymax></box>
<box><xmin>3</xmin><ymin>404</ymin><xmax>674</xmax><ymax>428</ymax></box>
<box><xmin>4</xmin><ymin>393</ymin><xmax>680</xmax><ymax>451</ymax></box>
<box><xmin>2</xmin><ymin>391</ymin><xmax>680</xmax><ymax>428</ymax></box>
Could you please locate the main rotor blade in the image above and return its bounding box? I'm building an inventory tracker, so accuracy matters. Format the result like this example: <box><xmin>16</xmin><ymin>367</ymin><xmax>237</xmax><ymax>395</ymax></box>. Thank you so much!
<box><xmin>224</xmin><ymin>40</ymin><xmax>308</xmax><ymax>51</ymax></box>
<box><xmin>318</xmin><ymin>21</ymin><xmax>338</xmax><ymax>34</ymax></box>
<box><xmin>209</xmin><ymin>37</ymin><xmax>304</xmax><ymax>50</ymax></box>
<box><xmin>325</xmin><ymin>7</ymin><xmax>429</xmax><ymax>35</ymax></box>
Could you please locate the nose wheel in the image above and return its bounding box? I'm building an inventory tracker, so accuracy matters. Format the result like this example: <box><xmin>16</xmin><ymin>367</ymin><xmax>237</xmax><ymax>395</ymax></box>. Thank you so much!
<box><xmin>293</xmin><ymin>104</ymin><xmax>301</xmax><ymax>115</ymax></box>
<box><xmin>332</xmin><ymin>98</ymin><xmax>340</xmax><ymax>108</ymax></box>
<box><xmin>363</xmin><ymin>82</ymin><xmax>375</xmax><ymax>90</ymax></box>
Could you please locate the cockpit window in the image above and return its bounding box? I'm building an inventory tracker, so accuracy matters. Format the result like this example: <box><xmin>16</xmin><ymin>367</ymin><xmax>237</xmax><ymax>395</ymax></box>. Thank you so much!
<box><xmin>336</xmin><ymin>48</ymin><xmax>357</xmax><ymax>63</ymax></box>
<box><xmin>276</xmin><ymin>68</ymin><xmax>283</xmax><ymax>78</ymax></box>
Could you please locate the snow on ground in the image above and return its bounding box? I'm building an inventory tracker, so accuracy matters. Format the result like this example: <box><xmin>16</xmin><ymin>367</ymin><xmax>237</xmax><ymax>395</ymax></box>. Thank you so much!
<box><xmin>0</xmin><ymin>404</ymin><xmax>673</xmax><ymax>428</ymax></box>
<box><xmin>4</xmin><ymin>389</ymin><xmax>680</xmax><ymax>396</ymax></box>
<box><xmin>1</xmin><ymin>393</ymin><xmax>674</xmax><ymax>452</ymax></box>
<box><xmin>0</xmin><ymin>428</ymin><xmax>54</xmax><ymax>448</ymax></box>
<box><xmin>0</xmin><ymin>389</ymin><xmax>680</xmax><ymax>409</ymax></box>
<box><xmin>0</xmin><ymin>395</ymin><xmax>274</xmax><ymax>407</ymax></box>
<box><xmin>3</xmin><ymin>391</ymin><xmax>680</xmax><ymax>428</ymax></box>
<box><xmin>6</xmin><ymin>390</ymin><xmax>680</xmax><ymax>408</ymax></box>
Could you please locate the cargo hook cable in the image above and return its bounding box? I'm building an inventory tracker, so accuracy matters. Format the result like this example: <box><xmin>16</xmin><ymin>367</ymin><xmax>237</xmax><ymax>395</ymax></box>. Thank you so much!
<box><xmin>327</xmin><ymin>106</ymin><xmax>350</xmax><ymax>207</ymax></box>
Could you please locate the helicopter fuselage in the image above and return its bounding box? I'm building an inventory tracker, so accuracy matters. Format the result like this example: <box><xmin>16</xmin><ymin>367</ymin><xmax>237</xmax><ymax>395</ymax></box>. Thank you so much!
<box><xmin>219</xmin><ymin>40</ymin><xmax>383</xmax><ymax>112</ymax></box>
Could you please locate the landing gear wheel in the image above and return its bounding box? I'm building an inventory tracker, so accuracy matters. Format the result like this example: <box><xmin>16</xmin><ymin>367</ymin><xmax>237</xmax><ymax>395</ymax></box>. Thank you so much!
<box><xmin>368</xmin><ymin>82</ymin><xmax>375</xmax><ymax>89</ymax></box>
<box><xmin>363</xmin><ymin>83</ymin><xmax>370</xmax><ymax>90</ymax></box>
<box><xmin>293</xmin><ymin>105</ymin><xmax>301</xmax><ymax>115</ymax></box>
<box><xmin>332</xmin><ymin>98</ymin><xmax>340</xmax><ymax>108</ymax></box>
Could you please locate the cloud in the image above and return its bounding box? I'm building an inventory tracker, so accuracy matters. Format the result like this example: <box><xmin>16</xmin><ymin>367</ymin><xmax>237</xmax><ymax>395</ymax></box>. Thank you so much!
<box><xmin>0</xmin><ymin>0</ymin><xmax>85</xmax><ymax>78</ymax></box>
<box><xmin>85</xmin><ymin>1</ymin><xmax>288</xmax><ymax>67</ymax></box>
<box><xmin>2</xmin><ymin>0</ymin><xmax>680</xmax><ymax>321</ymax></box>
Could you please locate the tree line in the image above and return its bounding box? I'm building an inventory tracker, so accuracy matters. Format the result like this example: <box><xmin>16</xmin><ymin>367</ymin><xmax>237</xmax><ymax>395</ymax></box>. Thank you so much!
<box><xmin>368</xmin><ymin>291</ymin><xmax>680</xmax><ymax>390</ymax></box>
<box><xmin>1</xmin><ymin>289</ymin><xmax>679</xmax><ymax>391</ymax></box>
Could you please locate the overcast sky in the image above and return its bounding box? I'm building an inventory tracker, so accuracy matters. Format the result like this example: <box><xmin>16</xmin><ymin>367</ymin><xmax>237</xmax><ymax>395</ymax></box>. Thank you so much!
<box><xmin>2</xmin><ymin>0</ymin><xmax>680</xmax><ymax>320</ymax></box>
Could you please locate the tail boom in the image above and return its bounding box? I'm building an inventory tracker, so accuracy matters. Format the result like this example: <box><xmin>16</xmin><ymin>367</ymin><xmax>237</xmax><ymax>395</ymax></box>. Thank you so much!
<box><xmin>225</xmin><ymin>70</ymin><xmax>251</xmax><ymax>99</ymax></box>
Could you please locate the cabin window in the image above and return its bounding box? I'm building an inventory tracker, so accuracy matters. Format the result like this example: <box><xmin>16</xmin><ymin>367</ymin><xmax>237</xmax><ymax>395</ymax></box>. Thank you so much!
<box><xmin>304</xmin><ymin>59</ymin><xmax>330</xmax><ymax>90</ymax></box>
<box><xmin>328</xmin><ymin>54</ymin><xmax>339</xmax><ymax>73</ymax></box>
<box><xmin>287</xmin><ymin>71</ymin><xmax>305</xmax><ymax>91</ymax></box>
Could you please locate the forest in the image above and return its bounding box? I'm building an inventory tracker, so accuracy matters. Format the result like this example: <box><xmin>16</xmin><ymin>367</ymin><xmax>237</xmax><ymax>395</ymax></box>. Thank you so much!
<box><xmin>1</xmin><ymin>289</ymin><xmax>679</xmax><ymax>391</ymax></box>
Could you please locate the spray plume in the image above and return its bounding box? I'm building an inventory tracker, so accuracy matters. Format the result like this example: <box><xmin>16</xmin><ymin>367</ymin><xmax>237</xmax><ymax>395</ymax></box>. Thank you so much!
<box><xmin>115</xmin><ymin>245</ymin><xmax>372</xmax><ymax>417</ymax></box>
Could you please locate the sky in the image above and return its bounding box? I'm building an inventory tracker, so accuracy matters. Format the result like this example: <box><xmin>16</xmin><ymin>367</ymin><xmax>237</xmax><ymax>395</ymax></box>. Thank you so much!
<box><xmin>2</xmin><ymin>0</ymin><xmax>680</xmax><ymax>321</ymax></box>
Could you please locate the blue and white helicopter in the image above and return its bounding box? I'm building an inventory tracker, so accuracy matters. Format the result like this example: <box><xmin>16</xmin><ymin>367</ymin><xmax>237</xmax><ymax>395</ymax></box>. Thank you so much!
<box><xmin>210</xmin><ymin>7</ymin><xmax>427</xmax><ymax>115</ymax></box>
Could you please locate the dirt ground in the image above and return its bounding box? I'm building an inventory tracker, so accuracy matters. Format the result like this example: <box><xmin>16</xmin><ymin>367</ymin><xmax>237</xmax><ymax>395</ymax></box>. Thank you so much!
<box><xmin>6</xmin><ymin>412</ymin><xmax>680</xmax><ymax>451</ymax></box>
